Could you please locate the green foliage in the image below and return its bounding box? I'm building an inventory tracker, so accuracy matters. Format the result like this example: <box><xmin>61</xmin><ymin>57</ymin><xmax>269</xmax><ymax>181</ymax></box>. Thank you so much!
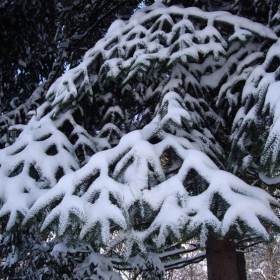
<box><xmin>1</xmin><ymin>1</ymin><xmax>280</xmax><ymax>279</ymax></box>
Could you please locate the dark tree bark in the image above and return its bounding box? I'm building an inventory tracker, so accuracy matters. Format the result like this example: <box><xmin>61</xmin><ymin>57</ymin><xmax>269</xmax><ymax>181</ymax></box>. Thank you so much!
<box><xmin>206</xmin><ymin>233</ymin><xmax>247</xmax><ymax>280</ymax></box>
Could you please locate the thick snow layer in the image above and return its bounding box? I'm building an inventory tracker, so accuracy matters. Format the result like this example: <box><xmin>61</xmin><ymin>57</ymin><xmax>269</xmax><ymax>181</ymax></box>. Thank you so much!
<box><xmin>0</xmin><ymin>1</ymin><xmax>280</xmax><ymax>265</ymax></box>
<box><xmin>259</xmin><ymin>172</ymin><xmax>280</xmax><ymax>185</ymax></box>
<box><xmin>19</xmin><ymin>106</ymin><xmax>280</xmax><ymax>252</ymax></box>
<box><xmin>45</xmin><ymin>1</ymin><xmax>277</xmax><ymax>116</ymax></box>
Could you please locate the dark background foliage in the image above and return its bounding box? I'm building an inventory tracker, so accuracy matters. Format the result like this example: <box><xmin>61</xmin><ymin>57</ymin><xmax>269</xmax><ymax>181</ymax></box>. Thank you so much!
<box><xmin>0</xmin><ymin>0</ymin><xmax>154</xmax><ymax>113</ymax></box>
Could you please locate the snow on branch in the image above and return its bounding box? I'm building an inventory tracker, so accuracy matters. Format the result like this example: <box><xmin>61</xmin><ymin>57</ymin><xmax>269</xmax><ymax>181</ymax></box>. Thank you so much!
<box><xmin>46</xmin><ymin>2</ymin><xmax>277</xmax><ymax>117</ymax></box>
<box><xmin>1</xmin><ymin>2</ymin><xmax>280</xmax><ymax>277</ymax></box>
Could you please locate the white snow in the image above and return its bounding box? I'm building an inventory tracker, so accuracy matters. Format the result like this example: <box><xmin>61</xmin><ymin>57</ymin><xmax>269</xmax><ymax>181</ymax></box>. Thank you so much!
<box><xmin>0</xmin><ymin>2</ymin><xmax>280</xmax><ymax>270</ymax></box>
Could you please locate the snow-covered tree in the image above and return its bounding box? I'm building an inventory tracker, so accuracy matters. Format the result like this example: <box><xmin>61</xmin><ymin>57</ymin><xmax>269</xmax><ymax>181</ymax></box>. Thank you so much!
<box><xmin>1</xmin><ymin>1</ymin><xmax>280</xmax><ymax>279</ymax></box>
<box><xmin>0</xmin><ymin>0</ymin><xmax>149</xmax><ymax>147</ymax></box>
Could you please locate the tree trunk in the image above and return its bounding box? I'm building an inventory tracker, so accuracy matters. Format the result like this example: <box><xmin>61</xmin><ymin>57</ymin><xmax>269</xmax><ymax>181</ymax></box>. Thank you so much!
<box><xmin>206</xmin><ymin>233</ymin><xmax>247</xmax><ymax>280</ymax></box>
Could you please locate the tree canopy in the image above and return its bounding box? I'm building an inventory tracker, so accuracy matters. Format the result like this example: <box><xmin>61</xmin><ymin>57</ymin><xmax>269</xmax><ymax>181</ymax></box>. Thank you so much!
<box><xmin>1</xmin><ymin>0</ymin><xmax>280</xmax><ymax>279</ymax></box>
<box><xmin>0</xmin><ymin>0</ymin><xmax>150</xmax><ymax>112</ymax></box>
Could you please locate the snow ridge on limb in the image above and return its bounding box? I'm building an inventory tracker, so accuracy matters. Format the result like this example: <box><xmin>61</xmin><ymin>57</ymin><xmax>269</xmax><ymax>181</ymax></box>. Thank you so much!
<box><xmin>0</xmin><ymin>84</ymin><xmax>46</xmax><ymax>149</ymax></box>
<box><xmin>45</xmin><ymin>1</ymin><xmax>280</xmax><ymax>178</ymax></box>
<box><xmin>0</xmin><ymin>101</ymin><xmax>112</xmax><ymax>230</ymax></box>
<box><xmin>217</xmin><ymin>38</ymin><xmax>280</xmax><ymax>179</ymax></box>
<box><xmin>46</xmin><ymin>2</ymin><xmax>276</xmax><ymax>116</ymax></box>
<box><xmin>1</xmin><ymin>2</ymin><xmax>280</xmax><ymax>277</ymax></box>
<box><xmin>23</xmin><ymin>90</ymin><xmax>280</xmax><ymax>261</ymax></box>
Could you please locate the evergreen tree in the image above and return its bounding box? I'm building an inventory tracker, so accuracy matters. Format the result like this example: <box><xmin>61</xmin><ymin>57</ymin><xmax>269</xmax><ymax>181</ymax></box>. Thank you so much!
<box><xmin>0</xmin><ymin>0</ymin><xmax>147</xmax><ymax>147</ymax></box>
<box><xmin>1</xmin><ymin>1</ymin><xmax>280</xmax><ymax>279</ymax></box>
